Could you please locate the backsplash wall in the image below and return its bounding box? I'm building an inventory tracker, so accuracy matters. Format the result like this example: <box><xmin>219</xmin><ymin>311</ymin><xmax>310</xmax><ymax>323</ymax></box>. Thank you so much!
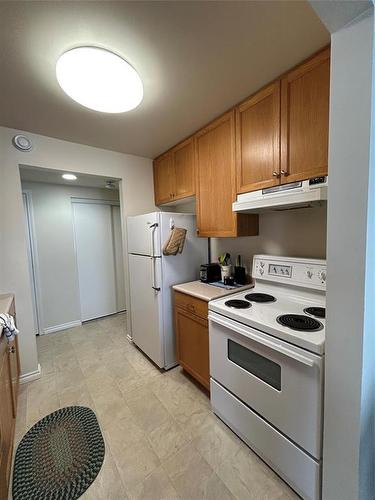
<box><xmin>163</xmin><ymin>201</ymin><xmax>327</xmax><ymax>271</ymax></box>
<box><xmin>211</xmin><ymin>206</ymin><xmax>327</xmax><ymax>273</ymax></box>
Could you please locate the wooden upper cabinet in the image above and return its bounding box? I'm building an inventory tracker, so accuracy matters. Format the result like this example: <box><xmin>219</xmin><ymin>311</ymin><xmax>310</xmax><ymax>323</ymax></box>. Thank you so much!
<box><xmin>195</xmin><ymin>110</ymin><xmax>258</xmax><ymax>238</ymax></box>
<box><xmin>153</xmin><ymin>138</ymin><xmax>195</xmax><ymax>205</ymax></box>
<box><xmin>195</xmin><ymin>111</ymin><xmax>235</xmax><ymax>237</ymax></box>
<box><xmin>280</xmin><ymin>47</ymin><xmax>330</xmax><ymax>184</ymax></box>
<box><xmin>173</xmin><ymin>138</ymin><xmax>195</xmax><ymax>200</ymax></box>
<box><xmin>153</xmin><ymin>47</ymin><xmax>330</xmax><ymax>218</ymax></box>
<box><xmin>236</xmin><ymin>81</ymin><xmax>281</xmax><ymax>193</ymax></box>
<box><xmin>153</xmin><ymin>153</ymin><xmax>175</xmax><ymax>205</ymax></box>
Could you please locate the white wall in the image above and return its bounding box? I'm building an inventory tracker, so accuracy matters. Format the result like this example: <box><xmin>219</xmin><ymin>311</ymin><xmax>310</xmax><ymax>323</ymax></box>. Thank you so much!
<box><xmin>0</xmin><ymin>126</ymin><xmax>155</xmax><ymax>377</ymax></box>
<box><xmin>21</xmin><ymin>181</ymin><xmax>120</xmax><ymax>332</ymax></box>
<box><xmin>320</xmin><ymin>12</ymin><xmax>375</xmax><ymax>500</ymax></box>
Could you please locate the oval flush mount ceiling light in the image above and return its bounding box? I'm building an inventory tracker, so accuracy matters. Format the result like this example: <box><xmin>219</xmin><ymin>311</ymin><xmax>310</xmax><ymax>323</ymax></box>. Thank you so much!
<box><xmin>56</xmin><ymin>46</ymin><xmax>143</xmax><ymax>113</ymax></box>
<box><xmin>62</xmin><ymin>173</ymin><xmax>77</xmax><ymax>180</ymax></box>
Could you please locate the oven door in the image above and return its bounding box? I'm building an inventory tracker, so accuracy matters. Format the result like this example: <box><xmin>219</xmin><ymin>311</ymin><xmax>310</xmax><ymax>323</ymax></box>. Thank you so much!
<box><xmin>209</xmin><ymin>312</ymin><xmax>323</xmax><ymax>458</ymax></box>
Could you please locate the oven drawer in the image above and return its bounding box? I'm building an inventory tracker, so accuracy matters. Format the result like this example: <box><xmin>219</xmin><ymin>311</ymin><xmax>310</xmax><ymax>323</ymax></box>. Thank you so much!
<box><xmin>211</xmin><ymin>379</ymin><xmax>321</xmax><ymax>500</ymax></box>
<box><xmin>209</xmin><ymin>312</ymin><xmax>323</xmax><ymax>458</ymax></box>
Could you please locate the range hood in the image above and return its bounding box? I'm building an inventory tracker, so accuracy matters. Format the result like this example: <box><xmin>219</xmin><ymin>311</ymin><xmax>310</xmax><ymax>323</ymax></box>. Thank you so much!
<box><xmin>233</xmin><ymin>177</ymin><xmax>328</xmax><ymax>213</ymax></box>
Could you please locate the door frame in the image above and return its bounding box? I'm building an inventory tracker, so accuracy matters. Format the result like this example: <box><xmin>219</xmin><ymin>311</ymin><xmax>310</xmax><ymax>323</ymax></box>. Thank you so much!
<box><xmin>71</xmin><ymin>197</ymin><xmax>124</xmax><ymax>323</ymax></box>
<box><xmin>22</xmin><ymin>190</ymin><xmax>44</xmax><ymax>335</ymax></box>
<box><xmin>111</xmin><ymin>204</ymin><xmax>127</xmax><ymax>314</ymax></box>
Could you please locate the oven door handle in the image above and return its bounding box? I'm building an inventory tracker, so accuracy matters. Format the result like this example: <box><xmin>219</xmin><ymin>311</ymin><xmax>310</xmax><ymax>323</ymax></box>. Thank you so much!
<box><xmin>209</xmin><ymin>313</ymin><xmax>316</xmax><ymax>368</ymax></box>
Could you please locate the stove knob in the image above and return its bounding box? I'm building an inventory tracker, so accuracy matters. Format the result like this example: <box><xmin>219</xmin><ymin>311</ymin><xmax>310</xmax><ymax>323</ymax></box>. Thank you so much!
<box><xmin>259</xmin><ymin>268</ymin><xmax>264</xmax><ymax>276</ymax></box>
<box><xmin>307</xmin><ymin>270</ymin><xmax>313</xmax><ymax>279</ymax></box>
<box><xmin>260</xmin><ymin>261</ymin><xmax>265</xmax><ymax>268</ymax></box>
<box><xmin>319</xmin><ymin>270</ymin><xmax>326</xmax><ymax>282</ymax></box>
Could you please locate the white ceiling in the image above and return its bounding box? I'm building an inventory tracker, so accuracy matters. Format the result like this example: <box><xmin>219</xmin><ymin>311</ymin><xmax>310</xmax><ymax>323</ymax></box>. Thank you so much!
<box><xmin>0</xmin><ymin>1</ymin><xmax>329</xmax><ymax>158</ymax></box>
<box><xmin>20</xmin><ymin>165</ymin><xmax>119</xmax><ymax>190</ymax></box>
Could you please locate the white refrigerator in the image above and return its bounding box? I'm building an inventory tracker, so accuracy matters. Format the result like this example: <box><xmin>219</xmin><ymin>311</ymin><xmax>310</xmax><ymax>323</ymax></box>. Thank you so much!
<box><xmin>127</xmin><ymin>212</ymin><xmax>207</xmax><ymax>369</ymax></box>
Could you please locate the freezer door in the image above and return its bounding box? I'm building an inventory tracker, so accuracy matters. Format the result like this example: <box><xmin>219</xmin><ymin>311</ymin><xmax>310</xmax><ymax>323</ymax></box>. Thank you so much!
<box><xmin>128</xmin><ymin>253</ymin><xmax>164</xmax><ymax>367</ymax></box>
<box><xmin>127</xmin><ymin>212</ymin><xmax>161</xmax><ymax>256</ymax></box>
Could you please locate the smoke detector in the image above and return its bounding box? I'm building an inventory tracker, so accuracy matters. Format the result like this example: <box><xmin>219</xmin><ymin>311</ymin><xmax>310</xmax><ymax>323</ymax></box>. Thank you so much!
<box><xmin>12</xmin><ymin>135</ymin><xmax>33</xmax><ymax>152</ymax></box>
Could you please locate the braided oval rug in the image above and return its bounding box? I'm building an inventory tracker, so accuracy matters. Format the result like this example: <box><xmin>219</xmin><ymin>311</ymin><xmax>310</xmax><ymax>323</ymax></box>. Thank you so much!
<box><xmin>13</xmin><ymin>406</ymin><xmax>105</xmax><ymax>500</ymax></box>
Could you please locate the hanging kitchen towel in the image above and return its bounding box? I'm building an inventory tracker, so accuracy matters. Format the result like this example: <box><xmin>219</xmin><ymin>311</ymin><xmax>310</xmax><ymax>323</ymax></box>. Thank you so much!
<box><xmin>162</xmin><ymin>227</ymin><xmax>187</xmax><ymax>256</ymax></box>
<box><xmin>0</xmin><ymin>313</ymin><xmax>19</xmax><ymax>342</ymax></box>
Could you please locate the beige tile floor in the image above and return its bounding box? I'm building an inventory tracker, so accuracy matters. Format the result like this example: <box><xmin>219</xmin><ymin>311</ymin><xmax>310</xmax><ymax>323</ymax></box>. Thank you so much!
<box><xmin>14</xmin><ymin>313</ymin><xmax>299</xmax><ymax>500</ymax></box>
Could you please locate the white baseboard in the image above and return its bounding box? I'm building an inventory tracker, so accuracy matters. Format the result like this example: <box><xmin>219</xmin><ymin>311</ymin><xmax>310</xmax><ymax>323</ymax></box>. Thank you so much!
<box><xmin>43</xmin><ymin>320</ymin><xmax>82</xmax><ymax>335</ymax></box>
<box><xmin>20</xmin><ymin>363</ymin><xmax>41</xmax><ymax>384</ymax></box>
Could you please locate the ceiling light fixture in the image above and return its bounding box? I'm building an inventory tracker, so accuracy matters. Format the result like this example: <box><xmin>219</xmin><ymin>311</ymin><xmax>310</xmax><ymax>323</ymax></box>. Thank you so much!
<box><xmin>56</xmin><ymin>46</ymin><xmax>143</xmax><ymax>113</ymax></box>
<box><xmin>62</xmin><ymin>173</ymin><xmax>77</xmax><ymax>181</ymax></box>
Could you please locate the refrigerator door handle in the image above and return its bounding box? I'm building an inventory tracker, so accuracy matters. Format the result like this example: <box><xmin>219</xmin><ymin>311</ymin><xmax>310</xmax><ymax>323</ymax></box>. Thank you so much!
<box><xmin>149</xmin><ymin>222</ymin><xmax>158</xmax><ymax>257</ymax></box>
<box><xmin>151</xmin><ymin>256</ymin><xmax>161</xmax><ymax>292</ymax></box>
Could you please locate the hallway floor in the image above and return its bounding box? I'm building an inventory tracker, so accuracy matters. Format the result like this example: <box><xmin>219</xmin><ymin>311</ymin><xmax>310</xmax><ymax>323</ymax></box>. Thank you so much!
<box><xmin>14</xmin><ymin>314</ymin><xmax>298</xmax><ymax>500</ymax></box>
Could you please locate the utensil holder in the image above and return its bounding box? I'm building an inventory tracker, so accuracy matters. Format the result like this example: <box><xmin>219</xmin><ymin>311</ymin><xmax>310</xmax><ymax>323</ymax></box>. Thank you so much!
<box><xmin>221</xmin><ymin>265</ymin><xmax>232</xmax><ymax>281</ymax></box>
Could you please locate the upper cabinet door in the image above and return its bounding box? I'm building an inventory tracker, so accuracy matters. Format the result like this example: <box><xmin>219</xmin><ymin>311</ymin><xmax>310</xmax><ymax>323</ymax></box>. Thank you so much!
<box><xmin>280</xmin><ymin>48</ymin><xmax>330</xmax><ymax>184</ymax></box>
<box><xmin>173</xmin><ymin>138</ymin><xmax>195</xmax><ymax>200</ymax></box>
<box><xmin>153</xmin><ymin>153</ymin><xmax>175</xmax><ymax>205</ymax></box>
<box><xmin>195</xmin><ymin>111</ymin><xmax>258</xmax><ymax>238</ymax></box>
<box><xmin>236</xmin><ymin>81</ymin><xmax>281</xmax><ymax>193</ymax></box>
<box><xmin>195</xmin><ymin>111</ymin><xmax>237</xmax><ymax>237</ymax></box>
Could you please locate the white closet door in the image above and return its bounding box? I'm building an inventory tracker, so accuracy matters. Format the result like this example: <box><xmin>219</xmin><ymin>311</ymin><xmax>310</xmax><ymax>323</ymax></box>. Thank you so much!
<box><xmin>112</xmin><ymin>206</ymin><xmax>126</xmax><ymax>312</ymax></box>
<box><xmin>73</xmin><ymin>203</ymin><xmax>117</xmax><ymax>321</ymax></box>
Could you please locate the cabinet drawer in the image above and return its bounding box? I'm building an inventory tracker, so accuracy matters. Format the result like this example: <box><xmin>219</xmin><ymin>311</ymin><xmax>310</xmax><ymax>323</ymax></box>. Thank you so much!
<box><xmin>174</xmin><ymin>291</ymin><xmax>208</xmax><ymax>319</ymax></box>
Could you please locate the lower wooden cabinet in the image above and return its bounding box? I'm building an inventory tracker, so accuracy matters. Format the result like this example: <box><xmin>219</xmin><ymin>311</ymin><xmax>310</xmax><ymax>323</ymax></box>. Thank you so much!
<box><xmin>0</xmin><ymin>296</ymin><xmax>20</xmax><ymax>500</ymax></box>
<box><xmin>174</xmin><ymin>291</ymin><xmax>209</xmax><ymax>390</ymax></box>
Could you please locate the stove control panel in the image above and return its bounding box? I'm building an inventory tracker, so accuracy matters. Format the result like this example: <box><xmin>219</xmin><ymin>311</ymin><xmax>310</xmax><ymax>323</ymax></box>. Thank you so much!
<box><xmin>253</xmin><ymin>255</ymin><xmax>327</xmax><ymax>291</ymax></box>
<box><xmin>268</xmin><ymin>264</ymin><xmax>292</xmax><ymax>277</ymax></box>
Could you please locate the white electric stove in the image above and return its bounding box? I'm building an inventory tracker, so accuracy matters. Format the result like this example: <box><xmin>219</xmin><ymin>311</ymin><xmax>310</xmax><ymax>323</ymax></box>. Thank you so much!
<box><xmin>208</xmin><ymin>255</ymin><xmax>326</xmax><ymax>500</ymax></box>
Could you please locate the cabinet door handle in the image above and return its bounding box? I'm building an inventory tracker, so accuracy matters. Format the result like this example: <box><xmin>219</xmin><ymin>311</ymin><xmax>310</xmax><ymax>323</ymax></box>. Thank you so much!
<box><xmin>272</xmin><ymin>171</ymin><xmax>280</xmax><ymax>178</ymax></box>
<box><xmin>281</xmin><ymin>170</ymin><xmax>289</xmax><ymax>176</ymax></box>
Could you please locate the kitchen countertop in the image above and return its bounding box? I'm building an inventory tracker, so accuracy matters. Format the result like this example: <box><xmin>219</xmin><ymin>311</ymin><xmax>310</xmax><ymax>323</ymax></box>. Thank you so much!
<box><xmin>173</xmin><ymin>280</ymin><xmax>254</xmax><ymax>302</ymax></box>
